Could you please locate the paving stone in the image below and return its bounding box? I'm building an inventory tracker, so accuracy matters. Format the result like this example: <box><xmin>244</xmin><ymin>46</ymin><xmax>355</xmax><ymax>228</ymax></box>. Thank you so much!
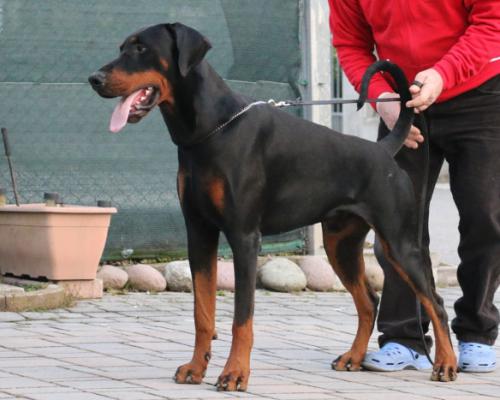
<box><xmin>269</xmin><ymin>394</ymin><xmax>347</xmax><ymax>400</ymax></box>
<box><xmin>97</xmin><ymin>366</ymin><xmax>170</xmax><ymax>380</ymax></box>
<box><xmin>0</xmin><ymin>357</ymin><xmax>63</xmax><ymax>368</ymax></box>
<box><xmin>0</xmin><ymin>337</ymin><xmax>58</xmax><ymax>349</ymax></box>
<box><xmin>0</xmin><ymin>313</ymin><xmax>25</xmax><ymax>322</ymax></box>
<box><xmin>61</xmin><ymin>357</ymin><xmax>137</xmax><ymax>368</ymax></box>
<box><xmin>6</xmin><ymin>366</ymin><xmax>100</xmax><ymax>381</ymax></box>
<box><xmin>91</xmin><ymin>390</ymin><xmax>164</xmax><ymax>400</ymax></box>
<box><xmin>25</xmin><ymin>392</ymin><xmax>114</xmax><ymax>400</ymax></box>
<box><xmin>0</xmin><ymin>376</ymin><xmax>54</xmax><ymax>389</ymax></box>
<box><xmin>342</xmin><ymin>394</ymin><xmax>430</xmax><ymax>400</ymax></box>
<box><xmin>128</xmin><ymin>379</ymin><xmax>192</xmax><ymax>391</ymax></box>
<box><xmin>62</xmin><ymin>379</ymin><xmax>137</xmax><ymax>390</ymax></box>
<box><xmin>20</xmin><ymin>312</ymin><xmax>61</xmax><ymax>320</ymax></box>
<box><xmin>438</xmin><ymin>397</ymin><xmax>500</xmax><ymax>400</ymax></box>
<box><xmin>5</xmin><ymin>386</ymin><xmax>81</xmax><ymax>396</ymax></box>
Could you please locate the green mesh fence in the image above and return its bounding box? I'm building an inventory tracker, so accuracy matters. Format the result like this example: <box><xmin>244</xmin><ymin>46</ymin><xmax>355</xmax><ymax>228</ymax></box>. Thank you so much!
<box><xmin>0</xmin><ymin>0</ymin><xmax>306</xmax><ymax>259</ymax></box>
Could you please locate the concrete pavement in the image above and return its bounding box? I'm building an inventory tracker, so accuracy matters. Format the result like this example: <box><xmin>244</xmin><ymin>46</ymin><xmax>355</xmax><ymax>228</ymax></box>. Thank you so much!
<box><xmin>0</xmin><ymin>288</ymin><xmax>497</xmax><ymax>399</ymax></box>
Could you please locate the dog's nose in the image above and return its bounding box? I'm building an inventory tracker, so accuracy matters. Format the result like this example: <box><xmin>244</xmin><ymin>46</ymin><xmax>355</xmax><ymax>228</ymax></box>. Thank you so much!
<box><xmin>88</xmin><ymin>71</ymin><xmax>107</xmax><ymax>88</ymax></box>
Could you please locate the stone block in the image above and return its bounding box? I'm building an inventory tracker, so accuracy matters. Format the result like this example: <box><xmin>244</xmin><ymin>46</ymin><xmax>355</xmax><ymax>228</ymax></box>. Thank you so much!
<box><xmin>58</xmin><ymin>279</ymin><xmax>103</xmax><ymax>299</ymax></box>
<box><xmin>258</xmin><ymin>258</ymin><xmax>306</xmax><ymax>292</ymax></box>
<box><xmin>0</xmin><ymin>283</ymin><xmax>25</xmax><ymax>295</ymax></box>
<box><xmin>3</xmin><ymin>285</ymin><xmax>66</xmax><ymax>311</ymax></box>
<box><xmin>126</xmin><ymin>264</ymin><xmax>167</xmax><ymax>292</ymax></box>
<box><xmin>164</xmin><ymin>260</ymin><xmax>192</xmax><ymax>292</ymax></box>
<box><xmin>297</xmin><ymin>256</ymin><xmax>335</xmax><ymax>291</ymax></box>
<box><xmin>217</xmin><ymin>260</ymin><xmax>235</xmax><ymax>291</ymax></box>
<box><xmin>97</xmin><ymin>265</ymin><xmax>128</xmax><ymax>290</ymax></box>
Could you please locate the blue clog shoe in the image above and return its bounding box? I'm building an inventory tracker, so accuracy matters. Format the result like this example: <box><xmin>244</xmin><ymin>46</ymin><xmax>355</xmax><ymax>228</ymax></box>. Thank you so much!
<box><xmin>362</xmin><ymin>342</ymin><xmax>432</xmax><ymax>372</ymax></box>
<box><xmin>459</xmin><ymin>341</ymin><xmax>496</xmax><ymax>372</ymax></box>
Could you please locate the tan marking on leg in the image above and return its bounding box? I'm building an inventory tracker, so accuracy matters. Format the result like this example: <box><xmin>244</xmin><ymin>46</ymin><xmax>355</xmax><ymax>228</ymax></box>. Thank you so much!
<box><xmin>175</xmin><ymin>250</ymin><xmax>217</xmax><ymax>384</ymax></box>
<box><xmin>192</xmin><ymin>266</ymin><xmax>217</xmax><ymax>362</ymax></box>
<box><xmin>322</xmin><ymin>220</ymin><xmax>358</xmax><ymax>281</ymax></box>
<box><xmin>218</xmin><ymin>318</ymin><xmax>253</xmax><ymax>391</ymax></box>
<box><xmin>349</xmin><ymin>283</ymin><xmax>376</xmax><ymax>360</ymax></box>
<box><xmin>378</xmin><ymin>239</ymin><xmax>457</xmax><ymax>381</ymax></box>
<box><xmin>323</xmin><ymin>221</ymin><xmax>375</xmax><ymax>371</ymax></box>
<box><xmin>207</xmin><ymin>176</ymin><xmax>225</xmax><ymax>214</ymax></box>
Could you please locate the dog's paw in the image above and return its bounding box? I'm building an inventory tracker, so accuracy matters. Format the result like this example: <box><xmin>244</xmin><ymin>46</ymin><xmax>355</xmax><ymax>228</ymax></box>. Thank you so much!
<box><xmin>431</xmin><ymin>351</ymin><xmax>458</xmax><ymax>382</ymax></box>
<box><xmin>431</xmin><ymin>363</ymin><xmax>458</xmax><ymax>382</ymax></box>
<box><xmin>174</xmin><ymin>362</ymin><xmax>206</xmax><ymax>384</ymax></box>
<box><xmin>216</xmin><ymin>366</ymin><xmax>250</xmax><ymax>392</ymax></box>
<box><xmin>331</xmin><ymin>351</ymin><xmax>363</xmax><ymax>372</ymax></box>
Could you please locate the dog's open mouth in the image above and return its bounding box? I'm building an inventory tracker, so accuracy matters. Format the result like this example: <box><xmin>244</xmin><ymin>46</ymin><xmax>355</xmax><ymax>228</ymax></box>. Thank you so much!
<box><xmin>109</xmin><ymin>86</ymin><xmax>160</xmax><ymax>133</ymax></box>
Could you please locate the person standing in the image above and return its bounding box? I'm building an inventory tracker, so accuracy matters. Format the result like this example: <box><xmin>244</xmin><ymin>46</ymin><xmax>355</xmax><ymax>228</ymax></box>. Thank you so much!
<box><xmin>329</xmin><ymin>0</ymin><xmax>500</xmax><ymax>372</ymax></box>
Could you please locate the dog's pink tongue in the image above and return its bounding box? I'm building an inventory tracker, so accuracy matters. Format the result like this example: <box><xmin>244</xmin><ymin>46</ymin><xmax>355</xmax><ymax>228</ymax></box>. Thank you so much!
<box><xmin>109</xmin><ymin>90</ymin><xmax>142</xmax><ymax>133</ymax></box>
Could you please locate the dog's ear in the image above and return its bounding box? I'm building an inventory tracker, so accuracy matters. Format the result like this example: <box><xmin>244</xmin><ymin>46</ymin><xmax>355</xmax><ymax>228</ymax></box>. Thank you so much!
<box><xmin>166</xmin><ymin>22</ymin><xmax>212</xmax><ymax>77</ymax></box>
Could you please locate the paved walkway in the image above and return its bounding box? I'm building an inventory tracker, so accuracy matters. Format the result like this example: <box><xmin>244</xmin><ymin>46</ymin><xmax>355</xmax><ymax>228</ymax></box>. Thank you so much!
<box><xmin>0</xmin><ymin>288</ymin><xmax>498</xmax><ymax>400</ymax></box>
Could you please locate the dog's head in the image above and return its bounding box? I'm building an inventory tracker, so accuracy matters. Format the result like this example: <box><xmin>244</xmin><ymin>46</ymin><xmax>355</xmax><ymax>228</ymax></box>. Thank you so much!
<box><xmin>89</xmin><ymin>23</ymin><xmax>211</xmax><ymax>133</ymax></box>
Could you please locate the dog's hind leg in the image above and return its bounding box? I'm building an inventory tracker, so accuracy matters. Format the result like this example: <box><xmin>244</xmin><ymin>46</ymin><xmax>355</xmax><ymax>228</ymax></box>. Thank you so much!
<box><xmin>322</xmin><ymin>213</ymin><xmax>378</xmax><ymax>371</ymax></box>
<box><xmin>175</xmin><ymin>219</ymin><xmax>220</xmax><ymax>385</ymax></box>
<box><xmin>216</xmin><ymin>231</ymin><xmax>260</xmax><ymax>392</ymax></box>
<box><xmin>374</xmin><ymin>231</ymin><xmax>457</xmax><ymax>381</ymax></box>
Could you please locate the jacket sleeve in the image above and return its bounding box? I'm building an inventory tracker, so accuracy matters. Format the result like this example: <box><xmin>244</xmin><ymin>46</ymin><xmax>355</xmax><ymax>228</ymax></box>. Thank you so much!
<box><xmin>434</xmin><ymin>0</ymin><xmax>500</xmax><ymax>90</ymax></box>
<box><xmin>328</xmin><ymin>0</ymin><xmax>394</xmax><ymax>99</ymax></box>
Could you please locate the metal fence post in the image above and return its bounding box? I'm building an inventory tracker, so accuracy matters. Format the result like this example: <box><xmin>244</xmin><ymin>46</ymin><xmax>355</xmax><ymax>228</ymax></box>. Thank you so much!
<box><xmin>302</xmin><ymin>0</ymin><xmax>333</xmax><ymax>254</ymax></box>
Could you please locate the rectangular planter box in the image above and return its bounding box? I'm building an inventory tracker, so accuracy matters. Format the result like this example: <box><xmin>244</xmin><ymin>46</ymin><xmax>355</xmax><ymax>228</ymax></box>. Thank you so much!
<box><xmin>0</xmin><ymin>204</ymin><xmax>116</xmax><ymax>280</ymax></box>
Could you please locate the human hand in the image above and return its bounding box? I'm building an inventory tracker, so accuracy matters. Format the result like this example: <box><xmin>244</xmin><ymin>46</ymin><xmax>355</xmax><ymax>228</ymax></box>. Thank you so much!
<box><xmin>406</xmin><ymin>68</ymin><xmax>443</xmax><ymax>113</ymax></box>
<box><xmin>377</xmin><ymin>92</ymin><xmax>424</xmax><ymax>149</ymax></box>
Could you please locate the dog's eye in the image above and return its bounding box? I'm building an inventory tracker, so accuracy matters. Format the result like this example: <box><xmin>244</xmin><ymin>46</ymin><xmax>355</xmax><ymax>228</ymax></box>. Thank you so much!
<box><xmin>136</xmin><ymin>44</ymin><xmax>147</xmax><ymax>54</ymax></box>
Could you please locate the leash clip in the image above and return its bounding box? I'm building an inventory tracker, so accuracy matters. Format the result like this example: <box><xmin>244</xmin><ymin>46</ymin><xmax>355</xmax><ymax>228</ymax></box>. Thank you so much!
<box><xmin>267</xmin><ymin>99</ymin><xmax>291</xmax><ymax>108</ymax></box>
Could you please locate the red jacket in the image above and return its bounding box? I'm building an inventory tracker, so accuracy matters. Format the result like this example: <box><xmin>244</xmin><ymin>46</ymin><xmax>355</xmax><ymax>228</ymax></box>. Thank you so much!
<box><xmin>329</xmin><ymin>0</ymin><xmax>500</xmax><ymax>102</ymax></box>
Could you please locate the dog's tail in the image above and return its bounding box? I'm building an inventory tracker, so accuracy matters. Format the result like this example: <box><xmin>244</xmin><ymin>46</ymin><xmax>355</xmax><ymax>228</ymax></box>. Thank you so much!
<box><xmin>356</xmin><ymin>60</ymin><xmax>414</xmax><ymax>156</ymax></box>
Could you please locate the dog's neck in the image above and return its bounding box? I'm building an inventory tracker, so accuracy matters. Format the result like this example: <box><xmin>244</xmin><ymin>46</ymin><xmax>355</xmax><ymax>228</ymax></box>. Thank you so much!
<box><xmin>158</xmin><ymin>61</ymin><xmax>246</xmax><ymax>148</ymax></box>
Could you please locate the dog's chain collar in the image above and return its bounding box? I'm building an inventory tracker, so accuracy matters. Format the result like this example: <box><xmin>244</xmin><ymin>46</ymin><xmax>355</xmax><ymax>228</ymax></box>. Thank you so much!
<box><xmin>185</xmin><ymin>100</ymin><xmax>269</xmax><ymax>147</ymax></box>
<box><xmin>211</xmin><ymin>100</ymin><xmax>268</xmax><ymax>136</ymax></box>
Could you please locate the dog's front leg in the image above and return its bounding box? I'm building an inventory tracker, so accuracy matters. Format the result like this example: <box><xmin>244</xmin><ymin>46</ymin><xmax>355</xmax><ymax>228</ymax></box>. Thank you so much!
<box><xmin>175</xmin><ymin>219</ymin><xmax>219</xmax><ymax>385</ymax></box>
<box><xmin>216</xmin><ymin>231</ymin><xmax>260</xmax><ymax>392</ymax></box>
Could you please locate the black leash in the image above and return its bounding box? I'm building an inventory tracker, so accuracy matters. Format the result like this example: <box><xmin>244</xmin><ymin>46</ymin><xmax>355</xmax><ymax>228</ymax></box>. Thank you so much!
<box><xmin>414</xmin><ymin>114</ymin><xmax>436</xmax><ymax>367</ymax></box>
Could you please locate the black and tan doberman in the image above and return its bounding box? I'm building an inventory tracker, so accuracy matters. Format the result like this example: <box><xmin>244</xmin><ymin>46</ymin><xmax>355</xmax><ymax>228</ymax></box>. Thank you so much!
<box><xmin>89</xmin><ymin>22</ymin><xmax>457</xmax><ymax>391</ymax></box>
